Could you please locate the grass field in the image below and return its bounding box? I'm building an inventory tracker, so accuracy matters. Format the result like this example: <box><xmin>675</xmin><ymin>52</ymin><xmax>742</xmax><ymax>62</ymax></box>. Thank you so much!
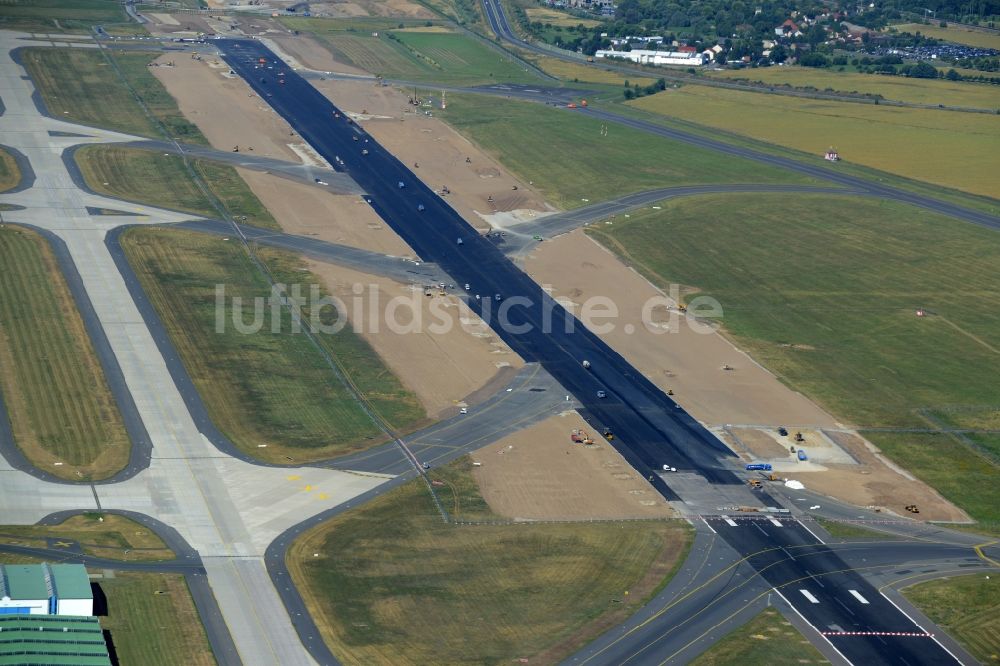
<box><xmin>587</xmin><ymin>193</ymin><xmax>1000</xmax><ymax>528</ymax></box>
<box><xmin>690</xmin><ymin>607</ymin><xmax>828</xmax><ymax>665</ymax></box>
<box><xmin>99</xmin><ymin>572</ymin><xmax>216</xmax><ymax>666</ymax></box>
<box><xmin>288</xmin><ymin>457</ymin><xmax>692</xmax><ymax>664</ymax></box>
<box><xmin>440</xmin><ymin>94</ymin><xmax>814</xmax><ymax>209</ymax></box>
<box><xmin>0</xmin><ymin>0</ymin><xmax>131</xmax><ymax>33</ymax></box>
<box><xmin>0</xmin><ymin>225</ymin><xmax>130</xmax><ymax>480</ymax></box>
<box><xmin>524</xmin><ymin>6</ymin><xmax>601</xmax><ymax>27</ymax></box>
<box><xmin>630</xmin><ymin>86</ymin><xmax>1000</xmax><ymax>198</ymax></box>
<box><xmin>0</xmin><ymin>148</ymin><xmax>19</xmax><ymax>192</ymax></box>
<box><xmin>902</xmin><ymin>573</ymin><xmax>1000</xmax><ymax>663</ymax></box>
<box><xmin>709</xmin><ymin>66</ymin><xmax>1000</xmax><ymax>109</ymax></box>
<box><xmin>284</xmin><ymin>20</ymin><xmax>537</xmax><ymax>85</ymax></box>
<box><xmin>22</xmin><ymin>48</ymin><xmax>204</xmax><ymax>142</ymax></box>
<box><xmin>120</xmin><ymin>228</ymin><xmax>423</xmax><ymax>463</ymax></box>
<box><xmin>868</xmin><ymin>433</ymin><xmax>1000</xmax><ymax>531</ymax></box>
<box><xmin>75</xmin><ymin>145</ymin><xmax>278</xmax><ymax>228</ymax></box>
<box><xmin>0</xmin><ymin>514</ymin><xmax>173</xmax><ymax>561</ymax></box>
<box><xmin>527</xmin><ymin>53</ymin><xmax>655</xmax><ymax>86</ymax></box>
<box><xmin>891</xmin><ymin>22</ymin><xmax>1000</xmax><ymax>50</ymax></box>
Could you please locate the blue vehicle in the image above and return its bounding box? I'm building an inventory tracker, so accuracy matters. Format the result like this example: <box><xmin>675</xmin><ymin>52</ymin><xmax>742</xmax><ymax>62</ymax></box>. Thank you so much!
<box><xmin>745</xmin><ymin>463</ymin><xmax>773</xmax><ymax>471</ymax></box>
<box><xmin>797</xmin><ymin>450</ymin><xmax>808</xmax><ymax>461</ymax></box>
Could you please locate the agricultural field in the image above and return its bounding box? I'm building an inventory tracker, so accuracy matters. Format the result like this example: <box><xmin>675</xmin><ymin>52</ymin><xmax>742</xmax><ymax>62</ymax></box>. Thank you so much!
<box><xmin>439</xmin><ymin>94</ymin><xmax>815</xmax><ymax>209</ymax></box>
<box><xmin>285</xmin><ymin>21</ymin><xmax>537</xmax><ymax>85</ymax></box>
<box><xmin>630</xmin><ymin>85</ymin><xmax>1000</xmax><ymax>197</ymax></box>
<box><xmin>119</xmin><ymin>228</ymin><xmax>423</xmax><ymax>463</ymax></box>
<box><xmin>75</xmin><ymin>145</ymin><xmax>277</xmax><ymax>228</ymax></box>
<box><xmin>709</xmin><ymin>66</ymin><xmax>1000</xmax><ymax>109</ymax></box>
<box><xmin>902</xmin><ymin>573</ymin><xmax>1000</xmax><ymax>663</ymax></box>
<box><xmin>21</xmin><ymin>48</ymin><xmax>204</xmax><ymax>142</ymax></box>
<box><xmin>524</xmin><ymin>6</ymin><xmax>601</xmax><ymax>27</ymax></box>
<box><xmin>0</xmin><ymin>514</ymin><xmax>173</xmax><ymax>561</ymax></box>
<box><xmin>0</xmin><ymin>225</ymin><xmax>129</xmax><ymax>480</ymax></box>
<box><xmin>587</xmin><ymin>193</ymin><xmax>1000</xmax><ymax>529</ymax></box>
<box><xmin>288</xmin><ymin>457</ymin><xmax>691</xmax><ymax>664</ymax></box>
<box><xmin>689</xmin><ymin>607</ymin><xmax>828</xmax><ymax>665</ymax></box>
<box><xmin>0</xmin><ymin>148</ymin><xmax>19</xmax><ymax>192</ymax></box>
<box><xmin>891</xmin><ymin>22</ymin><xmax>1000</xmax><ymax>50</ymax></box>
<box><xmin>0</xmin><ymin>0</ymin><xmax>132</xmax><ymax>34</ymax></box>
<box><xmin>99</xmin><ymin>572</ymin><xmax>216</xmax><ymax>666</ymax></box>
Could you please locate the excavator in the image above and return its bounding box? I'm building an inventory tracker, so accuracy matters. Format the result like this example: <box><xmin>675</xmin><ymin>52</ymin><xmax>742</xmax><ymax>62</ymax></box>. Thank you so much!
<box><xmin>570</xmin><ymin>429</ymin><xmax>594</xmax><ymax>445</ymax></box>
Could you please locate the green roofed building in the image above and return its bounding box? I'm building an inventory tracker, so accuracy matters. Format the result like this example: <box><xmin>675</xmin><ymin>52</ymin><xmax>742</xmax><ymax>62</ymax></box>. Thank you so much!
<box><xmin>0</xmin><ymin>615</ymin><xmax>111</xmax><ymax>665</ymax></box>
<box><xmin>0</xmin><ymin>564</ymin><xmax>93</xmax><ymax>616</ymax></box>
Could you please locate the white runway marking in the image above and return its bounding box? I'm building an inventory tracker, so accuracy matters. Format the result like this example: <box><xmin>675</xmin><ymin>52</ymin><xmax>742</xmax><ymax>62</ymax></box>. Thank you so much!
<box><xmin>800</xmin><ymin>589</ymin><xmax>821</xmax><ymax>604</ymax></box>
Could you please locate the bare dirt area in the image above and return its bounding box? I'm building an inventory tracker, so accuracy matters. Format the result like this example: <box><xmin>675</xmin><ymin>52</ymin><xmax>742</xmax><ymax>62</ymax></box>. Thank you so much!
<box><xmin>471</xmin><ymin>413</ymin><xmax>675</xmax><ymax>520</ymax></box>
<box><xmin>238</xmin><ymin>169</ymin><xmax>414</xmax><ymax>254</ymax></box>
<box><xmin>152</xmin><ymin>54</ymin><xmax>300</xmax><ymax>161</ymax></box>
<box><xmin>792</xmin><ymin>432</ymin><xmax>968</xmax><ymax>523</ymax></box>
<box><xmin>266</xmin><ymin>33</ymin><xmax>371</xmax><ymax>76</ymax></box>
<box><xmin>308</xmin><ymin>263</ymin><xmax>523</xmax><ymax>417</ymax></box>
<box><xmin>524</xmin><ymin>232</ymin><xmax>969</xmax><ymax>521</ymax></box>
<box><xmin>311</xmin><ymin>79</ymin><xmax>555</xmax><ymax>229</ymax></box>
<box><xmin>525</xmin><ymin>230</ymin><xmax>838</xmax><ymax>428</ymax></box>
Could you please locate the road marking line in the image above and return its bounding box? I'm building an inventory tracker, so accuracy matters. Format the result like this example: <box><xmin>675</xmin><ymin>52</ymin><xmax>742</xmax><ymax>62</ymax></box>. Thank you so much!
<box><xmin>879</xmin><ymin>591</ymin><xmax>963</xmax><ymax>664</ymax></box>
<box><xmin>800</xmin><ymin>589</ymin><xmax>820</xmax><ymax>604</ymax></box>
<box><xmin>849</xmin><ymin>590</ymin><xmax>870</xmax><ymax>605</ymax></box>
<box><xmin>773</xmin><ymin>588</ymin><xmax>853</xmax><ymax>665</ymax></box>
<box><xmin>769</xmin><ymin>518</ymin><xmax>783</xmax><ymax>527</ymax></box>
<box><xmin>723</xmin><ymin>516</ymin><xmax>737</xmax><ymax>527</ymax></box>
<box><xmin>701</xmin><ymin>518</ymin><xmax>718</xmax><ymax>534</ymax></box>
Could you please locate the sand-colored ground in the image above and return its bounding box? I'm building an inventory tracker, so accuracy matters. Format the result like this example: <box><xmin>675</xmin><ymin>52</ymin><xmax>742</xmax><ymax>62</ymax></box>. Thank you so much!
<box><xmin>267</xmin><ymin>32</ymin><xmax>371</xmax><ymax>76</ymax></box>
<box><xmin>309</xmin><ymin>263</ymin><xmax>523</xmax><ymax>417</ymax></box>
<box><xmin>311</xmin><ymin>79</ymin><xmax>555</xmax><ymax>229</ymax></box>
<box><xmin>526</xmin><ymin>230</ymin><xmax>838</xmax><ymax>428</ymax></box>
<box><xmin>793</xmin><ymin>432</ymin><xmax>968</xmax><ymax>523</ymax></box>
<box><xmin>471</xmin><ymin>412</ymin><xmax>674</xmax><ymax>520</ymax></box>
<box><xmin>152</xmin><ymin>54</ymin><xmax>300</xmax><ymax>162</ymax></box>
<box><xmin>238</xmin><ymin>170</ymin><xmax>415</xmax><ymax>255</ymax></box>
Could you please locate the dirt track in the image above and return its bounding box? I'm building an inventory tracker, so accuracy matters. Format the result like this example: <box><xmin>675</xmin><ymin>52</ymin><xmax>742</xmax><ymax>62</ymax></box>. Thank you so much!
<box><xmin>471</xmin><ymin>413</ymin><xmax>674</xmax><ymax>520</ymax></box>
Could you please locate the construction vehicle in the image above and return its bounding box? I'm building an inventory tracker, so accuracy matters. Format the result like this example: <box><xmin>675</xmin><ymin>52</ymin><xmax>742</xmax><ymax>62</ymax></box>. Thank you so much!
<box><xmin>748</xmin><ymin>479</ymin><xmax>763</xmax><ymax>489</ymax></box>
<box><xmin>570</xmin><ymin>429</ymin><xmax>594</xmax><ymax>445</ymax></box>
<box><xmin>778</xmin><ymin>426</ymin><xmax>788</xmax><ymax>436</ymax></box>
<box><xmin>905</xmin><ymin>504</ymin><xmax>920</xmax><ymax>514</ymax></box>
<box><xmin>602</xmin><ymin>428</ymin><xmax>614</xmax><ymax>441</ymax></box>
<box><xmin>580</xmin><ymin>99</ymin><xmax>588</xmax><ymax>107</ymax></box>
<box><xmin>766</xmin><ymin>472</ymin><xmax>779</xmax><ymax>481</ymax></box>
<box><xmin>794</xmin><ymin>432</ymin><xmax>805</xmax><ymax>443</ymax></box>
<box><xmin>582</xmin><ymin>360</ymin><xmax>591</xmax><ymax>369</ymax></box>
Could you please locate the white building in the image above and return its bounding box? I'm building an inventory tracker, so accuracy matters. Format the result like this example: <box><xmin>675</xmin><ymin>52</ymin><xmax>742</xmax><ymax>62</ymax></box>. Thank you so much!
<box><xmin>0</xmin><ymin>564</ymin><xmax>93</xmax><ymax>616</ymax></box>
<box><xmin>595</xmin><ymin>49</ymin><xmax>707</xmax><ymax>67</ymax></box>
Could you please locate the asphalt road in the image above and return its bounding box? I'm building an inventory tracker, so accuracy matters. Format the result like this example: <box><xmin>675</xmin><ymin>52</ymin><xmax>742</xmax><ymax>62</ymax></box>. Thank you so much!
<box><xmin>221</xmin><ymin>39</ymin><xmax>740</xmax><ymax>502</ymax></box>
<box><xmin>217</xmin><ymin>40</ymin><xmax>992</xmax><ymax>665</ymax></box>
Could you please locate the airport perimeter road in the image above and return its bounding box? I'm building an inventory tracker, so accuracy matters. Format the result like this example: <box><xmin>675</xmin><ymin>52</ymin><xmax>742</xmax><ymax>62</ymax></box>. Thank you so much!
<box><xmin>477</xmin><ymin>1</ymin><xmax>1000</xmax><ymax>232</ymax></box>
